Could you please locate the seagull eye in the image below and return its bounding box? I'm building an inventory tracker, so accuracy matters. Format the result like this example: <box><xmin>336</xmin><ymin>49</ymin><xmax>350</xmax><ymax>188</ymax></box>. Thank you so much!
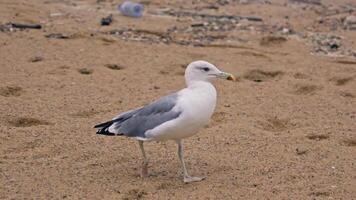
<box><xmin>201</xmin><ymin>67</ymin><xmax>210</xmax><ymax>72</ymax></box>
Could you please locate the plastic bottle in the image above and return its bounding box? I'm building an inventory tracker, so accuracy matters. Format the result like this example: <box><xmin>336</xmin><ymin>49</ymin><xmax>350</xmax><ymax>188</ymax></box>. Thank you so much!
<box><xmin>118</xmin><ymin>1</ymin><xmax>144</xmax><ymax>18</ymax></box>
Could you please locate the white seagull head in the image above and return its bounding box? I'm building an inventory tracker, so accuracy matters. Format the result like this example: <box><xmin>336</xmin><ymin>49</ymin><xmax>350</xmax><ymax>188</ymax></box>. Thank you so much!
<box><xmin>184</xmin><ymin>60</ymin><xmax>236</xmax><ymax>85</ymax></box>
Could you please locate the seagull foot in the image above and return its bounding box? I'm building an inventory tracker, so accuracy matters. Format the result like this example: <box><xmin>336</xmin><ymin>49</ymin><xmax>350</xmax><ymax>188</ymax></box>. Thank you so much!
<box><xmin>183</xmin><ymin>176</ymin><xmax>205</xmax><ymax>183</ymax></box>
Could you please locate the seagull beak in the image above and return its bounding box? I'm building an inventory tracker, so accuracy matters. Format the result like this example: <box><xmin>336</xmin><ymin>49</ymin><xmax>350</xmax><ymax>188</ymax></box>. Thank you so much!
<box><xmin>216</xmin><ymin>72</ymin><xmax>236</xmax><ymax>81</ymax></box>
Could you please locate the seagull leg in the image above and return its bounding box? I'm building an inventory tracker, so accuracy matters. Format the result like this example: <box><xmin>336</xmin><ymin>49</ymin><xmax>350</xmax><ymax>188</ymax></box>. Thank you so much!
<box><xmin>138</xmin><ymin>140</ymin><xmax>149</xmax><ymax>178</ymax></box>
<box><xmin>176</xmin><ymin>140</ymin><xmax>205</xmax><ymax>183</ymax></box>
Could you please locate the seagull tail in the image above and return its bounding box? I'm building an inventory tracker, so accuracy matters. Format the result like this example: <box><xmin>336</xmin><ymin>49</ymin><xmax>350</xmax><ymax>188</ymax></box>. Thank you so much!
<box><xmin>94</xmin><ymin>120</ymin><xmax>121</xmax><ymax>136</ymax></box>
<box><xmin>94</xmin><ymin>108</ymin><xmax>140</xmax><ymax>136</ymax></box>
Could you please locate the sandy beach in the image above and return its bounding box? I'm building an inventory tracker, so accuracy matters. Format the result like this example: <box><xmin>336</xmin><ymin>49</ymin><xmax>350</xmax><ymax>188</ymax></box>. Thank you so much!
<box><xmin>1</xmin><ymin>0</ymin><xmax>355</xmax><ymax>199</ymax></box>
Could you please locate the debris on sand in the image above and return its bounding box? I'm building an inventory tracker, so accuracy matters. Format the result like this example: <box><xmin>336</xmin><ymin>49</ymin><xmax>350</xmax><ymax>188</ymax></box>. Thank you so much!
<box><xmin>45</xmin><ymin>33</ymin><xmax>72</xmax><ymax>39</ymax></box>
<box><xmin>105</xmin><ymin>27</ymin><xmax>230</xmax><ymax>46</ymax></box>
<box><xmin>0</xmin><ymin>23</ymin><xmax>41</xmax><ymax>32</ymax></box>
<box><xmin>78</xmin><ymin>68</ymin><xmax>93</xmax><ymax>75</ymax></box>
<box><xmin>334</xmin><ymin>60</ymin><xmax>356</xmax><ymax>65</ymax></box>
<box><xmin>9</xmin><ymin>23</ymin><xmax>42</xmax><ymax>29</ymax></box>
<box><xmin>288</xmin><ymin>0</ymin><xmax>322</xmax><ymax>6</ymax></box>
<box><xmin>217</xmin><ymin>0</ymin><xmax>232</xmax><ymax>6</ymax></box>
<box><xmin>306</xmin><ymin>134</ymin><xmax>330</xmax><ymax>141</ymax></box>
<box><xmin>152</xmin><ymin>9</ymin><xmax>263</xmax><ymax>22</ymax></box>
<box><xmin>0</xmin><ymin>24</ymin><xmax>11</xmax><ymax>32</ymax></box>
<box><xmin>0</xmin><ymin>86</ymin><xmax>22</xmax><ymax>97</ymax></box>
<box><xmin>105</xmin><ymin>28</ymin><xmax>171</xmax><ymax>44</ymax></box>
<box><xmin>239</xmin><ymin>0</ymin><xmax>271</xmax><ymax>4</ymax></box>
<box><xmin>260</xmin><ymin>35</ymin><xmax>287</xmax><ymax>46</ymax></box>
<box><xmin>309</xmin><ymin>33</ymin><xmax>356</xmax><ymax>58</ymax></box>
<box><xmin>105</xmin><ymin>9</ymin><xmax>263</xmax><ymax>46</ymax></box>
<box><xmin>217</xmin><ymin>0</ymin><xmax>271</xmax><ymax>5</ymax></box>
<box><xmin>97</xmin><ymin>7</ymin><xmax>265</xmax><ymax>46</ymax></box>
<box><xmin>343</xmin><ymin>15</ymin><xmax>356</xmax><ymax>30</ymax></box>
<box><xmin>118</xmin><ymin>1</ymin><xmax>144</xmax><ymax>18</ymax></box>
<box><xmin>105</xmin><ymin>64</ymin><xmax>124</xmax><ymax>70</ymax></box>
<box><xmin>311</xmin><ymin>34</ymin><xmax>344</xmax><ymax>55</ymax></box>
<box><xmin>101</xmin><ymin>14</ymin><xmax>113</xmax><ymax>26</ymax></box>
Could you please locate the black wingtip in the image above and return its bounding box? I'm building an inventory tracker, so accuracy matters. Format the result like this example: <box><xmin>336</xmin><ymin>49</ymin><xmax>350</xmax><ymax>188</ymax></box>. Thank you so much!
<box><xmin>95</xmin><ymin>125</ymin><xmax>123</xmax><ymax>136</ymax></box>
<box><xmin>94</xmin><ymin>121</ymin><xmax>113</xmax><ymax>129</ymax></box>
<box><xmin>94</xmin><ymin>119</ymin><xmax>124</xmax><ymax>136</ymax></box>
<box><xmin>96</xmin><ymin>130</ymin><xmax>116</xmax><ymax>136</ymax></box>
<box><xmin>94</xmin><ymin>120</ymin><xmax>115</xmax><ymax>135</ymax></box>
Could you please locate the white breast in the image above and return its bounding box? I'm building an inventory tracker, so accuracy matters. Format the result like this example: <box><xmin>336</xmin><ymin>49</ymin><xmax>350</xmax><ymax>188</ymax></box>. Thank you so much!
<box><xmin>178</xmin><ymin>81</ymin><xmax>217</xmax><ymax>129</ymax></box>
<box><xmin>146</xmin><ymin>81</ymin><xmax>217</xmax><ymax>141</ymax></box>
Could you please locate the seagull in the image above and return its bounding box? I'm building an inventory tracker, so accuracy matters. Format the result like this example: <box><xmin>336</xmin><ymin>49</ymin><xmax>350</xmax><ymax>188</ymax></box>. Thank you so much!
<box><xmin>94</xmin><ymin>60</ymin><xmax>235</xmax><ymax>183</ymax></box>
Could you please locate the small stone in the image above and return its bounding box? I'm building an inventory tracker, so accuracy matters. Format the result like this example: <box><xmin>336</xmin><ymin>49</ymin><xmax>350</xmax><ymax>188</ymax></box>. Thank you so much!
<box><xmin>29</xmin><ymin>56</ymin><xmax>43</xmax><ymax>62</ymax></box>
<box><xmin>105</xmin><ymin>64</ymin><xmax>124</xmax><ymax>70</ymax></box>
<box><xmin>78</xmin><ymin>68</ymin><xmax>93</xmax><ymax>75</ymax></box>
<box><xmin>281</xmin><ymin>28</ymin><xmax>290</xmax><ymax>34</ymax></box>
<box><xmin>296</xmin><ymin>146</ymin><xmax>308</xmax><ymax>155</ymax></box>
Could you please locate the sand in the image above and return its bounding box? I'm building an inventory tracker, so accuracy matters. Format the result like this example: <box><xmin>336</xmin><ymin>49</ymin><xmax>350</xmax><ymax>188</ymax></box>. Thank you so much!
<box><xmin>0</xmin><ymin>0</ymin><xmax>355</xmax><ymax>199</ymax></box>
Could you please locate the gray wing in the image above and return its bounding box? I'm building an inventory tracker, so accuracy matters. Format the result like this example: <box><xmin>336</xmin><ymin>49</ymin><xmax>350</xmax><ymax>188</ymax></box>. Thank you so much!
<box><xmin>95</xmin><ymin>93</ymin><xmax>181</xmax><ymax>138</ymax></box>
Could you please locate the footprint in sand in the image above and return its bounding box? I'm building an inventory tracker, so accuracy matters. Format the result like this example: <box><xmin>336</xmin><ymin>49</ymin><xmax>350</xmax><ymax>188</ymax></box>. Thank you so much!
<box><xmin>343</xmin><ymin>138</ymin><xmax>356</xmax><ymax>147</ymax></box>
<box><xmin>7</xmin><ymin>117</ymin><xmax>51</xmax><ymax>127</ymax></box>
<box><xmin>293</xmin><ymin>72</ymin><xmax>310</xmax><ymax>80</ymax></box>
<box><xmin>208</xmin><ymin>111</ymin><xmax>229</xmax><ymax>127</ymax></box>
<box><xmin>0</xmin><ymin>86</ymin><xmax>23</xmax><ymax>97</ymax></box>
<box><xmin>339</xmin><ymin>91</ymin><xmax>354</xmax><ymax>98</ymax></box>
<box><xmin>161</xmin><ymin>63</ymin><xmax>187</xmax><ymax>76</ymax></box>
<box><xmin>292</xmin><ymin>83</ymin><xmax>321</xmax><ymax>95</ymax></box>
<box><xmin>123</xmin><ymin>189</ymin><xmax>147</xmax><ymax>200</ymax></box>
<box><xmin>257</xmin><ymin>116</ymin><xmax>295</xmax><ymax>132</ymax></box>
<box><xmin>236</xmin><ymin>51</ymin><xmax>271</xmax><ymax>60</ymax></box>
<box><xmin>48</xmin><ymin>66</ymin><xmax>70</xmax><ymax>75</ymax></box>
<box><xmin>243</xmin><ymin>69</ymin><xmax>284</xmax><ymax>82</ymax></box>
<box><xmin>306</xmin><ymin>134</ymin><xmax>329</xmax><ymax>141</ymax></box>
<box><xmin>329</xmin><ymin>76</ymin><xmax>354</xmax><ymax>86</ymax></box>
<box><xmin>70</xmin><ymin>109</ymin><xmax>102</xmax><ymax>118</ymax></box>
